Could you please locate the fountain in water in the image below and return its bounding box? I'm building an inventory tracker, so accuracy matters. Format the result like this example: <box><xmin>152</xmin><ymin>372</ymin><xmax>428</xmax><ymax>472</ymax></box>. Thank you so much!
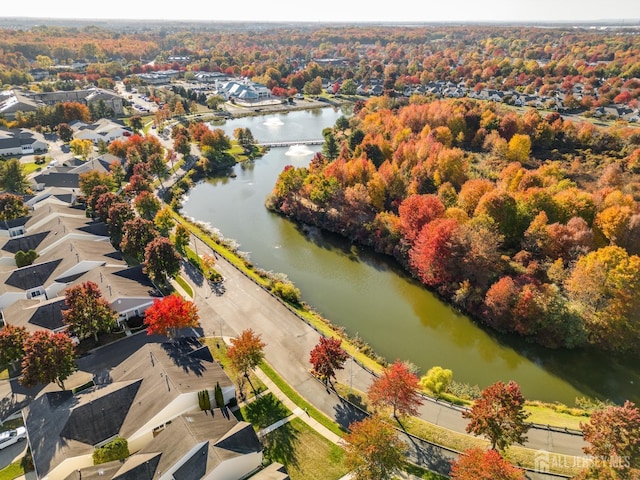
<box><xmin>263</xmin><ymin>117</ymin><xmax>284</xmax><ymax>127</ymax></box>
<box><xmin>285</xmin><ymin>144</ymin><xmax>315</xmax><ymax>156</ymax></box>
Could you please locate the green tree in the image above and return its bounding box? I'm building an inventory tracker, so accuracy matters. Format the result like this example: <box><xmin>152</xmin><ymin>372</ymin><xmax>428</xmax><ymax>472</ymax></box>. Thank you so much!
<box><xmin>174</xmin><ymin>223</ymin><xmax>191</xmax><ymax>253</ymax></box>
<box><xmin>129</xmin><ymin>115</ymin><xmax>143</xmax><ymax>134</ymax></box>
<box><xmin>0</xmin><ymin>159</ymin><xmax>30</xmax><ymax>194</ymax></box>
<box><xmin>62</xmin><ymin>281</ymin><xmax>117</xmax><ymax>342</ymax></box>
<box><xmin>322</xmin><ymin>131</ymin><xmax>339</xmax><ymax>160</ymax></box>
<box><xmin>15</xmin><ymin>249</ymin><xmax>38</xmax><ymax>268</ymax></box>
<box><xmin>340</xmin><ymin>78</ymin><xmax>357</xmax><ymax>95</ymax></box>
<box><xmin>20</xmin><ymin>331</ymin><xmax>77</xmax><ymax>390</ymax></box>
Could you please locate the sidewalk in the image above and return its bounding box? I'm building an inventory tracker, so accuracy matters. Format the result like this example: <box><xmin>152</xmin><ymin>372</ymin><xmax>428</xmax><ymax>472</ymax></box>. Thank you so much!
<box><xmin>252</xmin><ymin>367</ymin><xmax>344</xmax><ymax>446</ymax></box>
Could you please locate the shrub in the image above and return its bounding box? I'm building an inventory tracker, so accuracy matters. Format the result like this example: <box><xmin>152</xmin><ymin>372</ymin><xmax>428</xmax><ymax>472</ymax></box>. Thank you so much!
<box><xmin>15</xmin><ymin>249</ymin><xmax>38</xmax><ymax>268</ymax></box>
<box><xmin>198</xmin><ymin>389</ymin><xmax>211</xmax><ymax>410</ymax></box>
<box><xmin>214</xmin><ymin>381</ymin><xmax>224</xmax><ymax>408</ymax></box>
<box><xmin>271</xmin><ymin>280</ymin><xmax>301</xmax><ymax>305</ymax></box>
<box><xmin>93</xmin><ymin>438</ymin><xmax>129</xmax><ymax>465</ymax></box>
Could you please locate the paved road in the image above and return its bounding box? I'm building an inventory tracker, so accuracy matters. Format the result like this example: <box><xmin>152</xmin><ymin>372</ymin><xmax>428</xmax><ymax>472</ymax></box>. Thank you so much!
<box><xmin>179</xmin><ymin>233</ymin><xmax>586</xmax><ymax>477</ymax></box>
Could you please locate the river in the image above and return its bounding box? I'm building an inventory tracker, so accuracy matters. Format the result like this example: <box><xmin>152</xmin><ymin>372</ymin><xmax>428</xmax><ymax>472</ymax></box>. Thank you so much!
<box><xmin>181</xmin><ymin>107</ymin><xmax>640</xmax><ymax>405</ymax></box>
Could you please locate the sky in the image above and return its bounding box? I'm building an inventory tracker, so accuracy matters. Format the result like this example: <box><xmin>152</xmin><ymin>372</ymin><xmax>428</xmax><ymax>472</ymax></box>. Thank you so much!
<box><xmin>3</xmin><ymin>0</ymin><xmax>640</xmax><ymax>24</ymax></box>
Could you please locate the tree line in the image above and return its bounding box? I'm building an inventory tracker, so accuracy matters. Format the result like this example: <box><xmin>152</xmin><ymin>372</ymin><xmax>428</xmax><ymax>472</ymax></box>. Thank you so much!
<box><xmin>268</xmin><ymin>96</ymin><xmax>640</xmax><ymax>354</ymax></box>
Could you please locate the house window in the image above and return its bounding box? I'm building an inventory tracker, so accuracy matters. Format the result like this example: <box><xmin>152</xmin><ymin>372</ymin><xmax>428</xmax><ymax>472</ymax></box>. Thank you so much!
<box><xmin>27</xmin><ymin>288</ymin><xmax>46</xmax><ymax>300</ymax></box>
<box><xmin>9</xmin><ymin>228</ymin><xmax>25</xmax><ymax>238</ymax></box>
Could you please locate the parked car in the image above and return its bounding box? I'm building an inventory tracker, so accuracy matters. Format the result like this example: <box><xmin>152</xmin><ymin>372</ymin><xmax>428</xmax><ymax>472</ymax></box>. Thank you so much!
<box><xmin>0</xmin><ymin>427</ymin><xmax>26</xmax><ymax>450</ymax></box>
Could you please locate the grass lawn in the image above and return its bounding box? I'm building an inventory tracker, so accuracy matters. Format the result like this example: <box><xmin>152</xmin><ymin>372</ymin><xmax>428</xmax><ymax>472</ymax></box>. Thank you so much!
<box><xmin>0</xmin><ymin>461</ymin><xmax>25</xmax><ymax>480</ymax></box>
<box><xmin>524</xmin><ymin>404</ymin><xmax>588</xmax><ymax>431</ymax></box>
<box><xmin>22</xmin><ymin>162</ymin><xmax>45</xmax><ymax>175</ymax></box>
<box><xmin>233</xmin><ymin>392</ymin><xmax>292</xmax><ymax>430</ymax></box>
<box><xmin>174</xmin><ymin>275</ymin><xmax>193</xmax><ymax>298</ymax></box>
<box><xmin>263</xmin><ymin>417</ymin><xmax>348</xmax><ymax>480</ymax></box>
<box><xmin>200</xmin><ymin>337</ymin><xmax>267</xmax><ymax>399</ymax></box>
<box><xmin>402</xmin><ymin>462</ymin><xmax>448</xmax><ymax>479</ymax></box>
<box><xmin>259</xmin><ymin>361</ymin><xmax>346</xmax><ymax>438</ymax></box>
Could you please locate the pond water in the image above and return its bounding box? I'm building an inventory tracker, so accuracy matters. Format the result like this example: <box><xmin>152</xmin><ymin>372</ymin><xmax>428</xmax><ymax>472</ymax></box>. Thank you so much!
<box><xmin>181</xmin><ymin>107</ymin><xmax>640</xmax><ymax>404</ymax></box>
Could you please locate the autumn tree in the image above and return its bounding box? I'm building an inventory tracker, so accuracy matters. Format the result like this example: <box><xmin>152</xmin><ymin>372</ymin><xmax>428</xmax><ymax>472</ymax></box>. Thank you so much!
<box><xmin>368</xmin><ymin>359</ymin><xmax>423</xmax><ymax>418</ymax></box>
<box><xmin>70</xmin><ymin>138</ymin><xmax>94</xmax><ymax>160</ymax></box>
<box><xmin>143</xmin><ymin>237</ymin><xmax>181</xmax><ymax>284</ymax></box>
<box><xmin>227</xmin><ymin>329</ymin><xmax>266</xmax><ymax>382</ymax></box>
<box><xmin>120</xmin><ymin>217</ymin><xmax>158</xmax><ymax>262</ymax></box>
<box><xmin>133</xmin><ymin>191</ymin><xmax>161</xmax><ymax>220</ymax></box>
<box><xmin>154</xmin><ymin>206</ymin><xmax>175</xmax><ymax>236</ymax></box>
<box><xmin>107</xmin><ymin>201</ymin><xmax>135</xmax><ymax>247</ymax></box>
<box><xmin>174</xmin><ymin>133</ymin><xmax>191</xmax><ymax>160</ymax></box>
<box><xmin>450</xmin><ymin>447</ymin><xmax>525</xmax><ymax>480</ymax></box>
<box><xmin>21</xmin><ymin>331</ymin><xmax>77</xmax><ymax>390</ymax></box>
<box><xmin>0</xmin><ymin>159</ymin><xmax>30</xmax><ymax>194</ymax></box>
<box><xmin>0</xmin><ymin>192</ymin><xmax>29</xmax><ymax>221</ymax></box>
<box><xmin>57</xmin><ymin>122</ymin><xmax>73</xmax><ymax>143</ymax></box>
<box><xmin>143</xmin><ymin>293</ymin><xmax>199</xmax><ymax>338</ymax></box>
<box><xmin>564</xmin><ymin>246</ymin><xmax>640</xmax><ymax>352</ymax></box>
<box><xmin>79</xmin><ymin>170</ymin><xmax>113</xmax><ymax>197</ymax></box>
<box><xmin>0</xmin><ymin>324</ymin><xmax>28</xmax><ymax>368</ymax></box>
<box><xmin>398</xmin><ymin>194</ymin><xmax>445</xmax><ymax>244</ymax></box>
<box><xmin>62</xmin><ymin>281</ymin><xmax>117</xmax><ymax>342</ymax></box>
<box><xmin>174</xmin><ymin>223</ymin><xmax>191</xmax><ymax>253</ymax></box>
<box><xmin>344</xmin><ymin>414</ymin><xmax>407</xmax><ymax>480</ymax></box>
<box><xmin>463</xmin><ymin>380</ymin><xmax>530</xmax><ymax>450</ymax></box>
<box><xmin>581</xmin><ymin>401</ymin><xmax>640</xmax><ymax>473</ymax></box>
<box><xmin>309</xmin><ymin>336</ymin><xmax>349</xmax><ymax>385</ymax></box>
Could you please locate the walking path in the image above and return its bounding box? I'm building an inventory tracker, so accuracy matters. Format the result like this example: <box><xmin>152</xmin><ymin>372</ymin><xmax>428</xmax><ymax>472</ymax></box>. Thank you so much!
<box><xmin>177</xmin><ymin>231</ymin><xmax>584</xmax><ymax>478</ymax></box>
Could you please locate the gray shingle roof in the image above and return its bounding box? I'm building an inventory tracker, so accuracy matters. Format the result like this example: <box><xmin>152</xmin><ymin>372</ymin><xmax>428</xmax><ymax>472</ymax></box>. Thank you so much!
<box><xmin>5</xmin><ymin>258</ymin><xmax>62</xmax><ymax>290</ymax></box>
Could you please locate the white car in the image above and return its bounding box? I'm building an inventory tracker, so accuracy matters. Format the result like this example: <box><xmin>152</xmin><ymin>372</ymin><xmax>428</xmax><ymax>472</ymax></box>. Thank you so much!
<box><xmin>0</xmin><ymin>427</ymin><xmax>26</xmax><ymax>449</ymax></box>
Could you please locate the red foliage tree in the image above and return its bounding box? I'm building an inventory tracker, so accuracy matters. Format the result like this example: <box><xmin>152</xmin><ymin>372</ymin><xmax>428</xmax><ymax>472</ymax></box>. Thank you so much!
<box><xmin>62</xmin><ymin>281</ymin><xmax>117</xmax><ymax>342</ymax></box>
<box><xmin>409</xmin><ymin>217</ymin><xmax>460</xmax><ymax>286</ymax></box>
<box><xmin>450</xmin><ymin>448</ymin><xmax>525</xmax><ymax>480</ymax></box>
<box><xmin>309</xmin><ymin>336</ymin><xmax>348</xmax><ymax>385</ymax></box>
<box><xmin>463</xmin><ymin>380</ymin><xmax>530</xmax><ymax>450</ymax></box>
<box><xmin>581</xmin><ymin>401</ymin><xmax>640</xmax><ymax>472</ymax></box>
<box><xmin>368</xmin><ymin>360</ymin><xmax>423</xmax><ymax>418</ymax></box>
<box><xmin>20</xmin><ymin>331</ymin><xmax>77</xmax><ymax>390</ymax></box>
<box><xmin>143</xmin><ymin>294</ymin><xmax>199</xmax><ymax>338</ymax></box>
<box><xmin>398</xmin><ymin>194</ymin><xmax>445</xmax><ymax>244</ymax></box>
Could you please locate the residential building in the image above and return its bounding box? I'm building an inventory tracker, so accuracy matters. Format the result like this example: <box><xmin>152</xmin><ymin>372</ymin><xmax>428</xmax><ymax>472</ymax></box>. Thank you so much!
<box><xmin>0</xmin><ymin>128</ymin><xmax>48</xmax><ymax>157</ymax></box>
<box><xmin>24</xmin><ymin>339</ymin><xmax>258</xmax><ymax>480</ymax></box>
<box><xmin>70</xmin><ymin>119</ymin><xmax>131</xmax><ymax>144</ymax></box>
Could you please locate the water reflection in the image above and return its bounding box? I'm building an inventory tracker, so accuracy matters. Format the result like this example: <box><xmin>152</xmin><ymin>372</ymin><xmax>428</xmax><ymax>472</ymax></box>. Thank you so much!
<box><xmin>184</xmin><ymin>109</ymin><xmax>640</xmax><ymax>404</ymax></box>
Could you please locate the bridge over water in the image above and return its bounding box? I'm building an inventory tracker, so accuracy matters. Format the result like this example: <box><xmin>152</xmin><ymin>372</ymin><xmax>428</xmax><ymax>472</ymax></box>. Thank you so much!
<box><xmin>259</xmin><ymin>139</ymin><xmax>324</xmax><ymax>147</ymax></box>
